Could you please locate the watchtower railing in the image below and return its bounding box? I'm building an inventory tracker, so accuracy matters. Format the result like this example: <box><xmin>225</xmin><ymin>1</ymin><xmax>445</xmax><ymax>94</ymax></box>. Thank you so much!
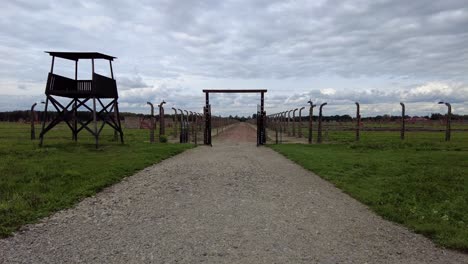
<box><xmin>45</xmin><ymin>73</ymin><xmax>117</xmax><ymax>98</ymax></box>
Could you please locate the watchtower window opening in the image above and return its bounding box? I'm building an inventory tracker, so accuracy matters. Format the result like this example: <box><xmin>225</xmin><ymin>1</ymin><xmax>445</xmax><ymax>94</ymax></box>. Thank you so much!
<box><xmin>52</xmin><ymin>58</ymin><xmax>76</xmax><ymax>79</ymax></box>
<box><xmin>92</xmin><ymin>59</ymin><xmax>113</xmax><ymax>79</ymax></box>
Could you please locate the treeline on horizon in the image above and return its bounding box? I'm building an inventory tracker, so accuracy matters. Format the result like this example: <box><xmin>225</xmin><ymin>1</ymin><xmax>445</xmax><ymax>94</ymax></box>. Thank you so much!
<box><xmin>1</xmin><ymin>110</ymin><xmax>467</xmax><ymax>122</ymax></box>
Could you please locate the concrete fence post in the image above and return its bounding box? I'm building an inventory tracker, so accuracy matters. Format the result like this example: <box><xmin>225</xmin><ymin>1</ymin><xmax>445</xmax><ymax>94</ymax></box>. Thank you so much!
<box><xmin>355</xmin><ymin>102</ymin><xmax>360</xmax><ymax>141</ymax></box>
<box><xmin>287</xmin><ymin>110</ymin><xmax>293</xmax><ymax>136</ymax></box>
<box><xmin>400</xmin><ymin>102</ymin><xmax>405</xmax><ymax>140</ymax></box>
<box><xmin>307</xmin><ymin>100</ymin><xmax>316</xmax><ymax>144</ymax></box>
<box><xmin>158</xmin><ymin>101</ymin><xmax>166</xmax><ymax>139</ymax></box>
<box><xmin>292</xmin><ymin>108</ymin><xmax>298</xmax><ymax>137</ymax></box>
<box><xmin>298</xmin><ymin>107</ymin><xmax>305</xmax><ymax>138</ymax></box>
<box><xmin>317</xmin><ymin>102</ymin><xmax>327</xmax><ymax>143</ymax></box>
<box><xmin>439</xmin><ymin>102</ymin><xmax>451</xmax><ymax>141</ymax></box>
<box><xmin>30</xmin><ymin>102</ymin><xmax>37</xmax><ymax>140</ymax></box>
<box><xmin>147</xmin><ymin>102</ymin><xmax>155</xmax><ymax>143</ymax></box>
<box><xmin>172</xmin><ymin>107</ymin><xmax>178</xmax><ymax>139</ymax></box>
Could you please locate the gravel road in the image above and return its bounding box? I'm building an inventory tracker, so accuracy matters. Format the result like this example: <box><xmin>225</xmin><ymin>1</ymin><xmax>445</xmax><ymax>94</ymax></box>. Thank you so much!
<box><xmin>1</xmin><ymin>123</ymin><xmax>467</xmax><ymax>263</ymax></box>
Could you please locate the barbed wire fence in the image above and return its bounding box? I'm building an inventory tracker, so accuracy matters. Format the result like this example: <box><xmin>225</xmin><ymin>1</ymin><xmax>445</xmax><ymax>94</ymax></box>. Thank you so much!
<box><xmin>267</xmin><ymin>101</ymin><xmax>467</xmax><ymax>144</ymax></box>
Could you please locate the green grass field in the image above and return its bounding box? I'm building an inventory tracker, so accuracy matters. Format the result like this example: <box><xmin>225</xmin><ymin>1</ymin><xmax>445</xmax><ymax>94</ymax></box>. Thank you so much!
<box><xmin>270</xmin><ymin>131</ymin><xmax>468</xmax><ymax>250</ymax></box>
<box><xmin>0</xmin><ymin>122</ymin><xmax>193</xmax><ymax>237</ymax></box>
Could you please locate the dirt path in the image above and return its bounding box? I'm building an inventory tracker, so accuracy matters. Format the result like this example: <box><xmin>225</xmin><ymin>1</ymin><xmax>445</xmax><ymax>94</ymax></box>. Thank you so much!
<box><xmin>1</xmin><ymin>123</ymin><xmax>467</xmax><ymax>263</ymax></box>
<box><xmin>214</xmin><ymin>122</ymin><xmax>257</xmax><ymax>143</ymax></box>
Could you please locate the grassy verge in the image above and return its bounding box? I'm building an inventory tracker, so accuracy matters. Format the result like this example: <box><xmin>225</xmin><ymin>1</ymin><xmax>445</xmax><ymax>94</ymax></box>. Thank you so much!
<box><xmin>0</xmin><ymin>122</ymin><xmax>193</xmax><ymax>237</ymax></box>
<box><xmin>269</xmin><ymin>134</ymin><xmax>468</xmax><ymax>250</ymax></box>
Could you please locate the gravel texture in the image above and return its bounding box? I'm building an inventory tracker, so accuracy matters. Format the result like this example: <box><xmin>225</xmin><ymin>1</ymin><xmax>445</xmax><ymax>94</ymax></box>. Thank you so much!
<box><xmin>1</xmin><ymin>123</ymin><xmax>467</xmax><ymax>263</ymax></box>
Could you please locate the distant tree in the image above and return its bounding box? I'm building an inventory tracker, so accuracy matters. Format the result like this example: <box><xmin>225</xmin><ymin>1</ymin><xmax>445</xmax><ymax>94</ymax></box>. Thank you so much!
<box><xmin>430</xmin><ymin>113</ymin><xmax>443</xmax><ymax>120</ymax></box>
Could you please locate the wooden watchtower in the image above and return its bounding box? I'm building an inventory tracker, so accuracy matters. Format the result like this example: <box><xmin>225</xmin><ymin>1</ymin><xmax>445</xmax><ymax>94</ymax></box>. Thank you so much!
<box><xmin>39</xmin><ymin>51</ymin><xmax>124</xmax><ymax>147</ymax></box>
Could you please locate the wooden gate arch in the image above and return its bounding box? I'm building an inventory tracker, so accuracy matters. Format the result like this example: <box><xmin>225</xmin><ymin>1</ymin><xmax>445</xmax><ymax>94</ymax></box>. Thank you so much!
<box><xmin>202</xmin><ymin>89</ymin><xmax>267</xmax><ymax>146</ymax></box>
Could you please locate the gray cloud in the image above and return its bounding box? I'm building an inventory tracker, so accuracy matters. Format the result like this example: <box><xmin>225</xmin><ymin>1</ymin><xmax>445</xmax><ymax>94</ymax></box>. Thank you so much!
<box><xmin>118</xmin><ymin>75</ymin><xmax>152</xmax><ymax>90</ymax></box>
<box><xmin>1</xmin><ymin>0</ymin><xmax>467</xmax><ymax>116</ymax></box>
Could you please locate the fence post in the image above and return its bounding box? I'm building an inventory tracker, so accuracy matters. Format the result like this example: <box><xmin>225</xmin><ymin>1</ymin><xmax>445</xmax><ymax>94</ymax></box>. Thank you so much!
<box><xmin>439</xmin><ymin>102</ymin><xmax>451</xmax><ymax>141</ymax></box>
<box><xmin>292</xmin><ymin>108</ymin><xmax>298</xmax><ymax>137</ymax></box>
<box><xmin>178</xmin><ymin>109</ymin><xmax>185</xmax><ymax>143</ymax></box>
<box><xmin>298</xmin><ymin>107</ymin><xmax>305</xmax><ymax>138</ymax></box>
<box><xmin>400</xmin><ymin>102</ymin><xmax>405</xmax><ymax>140</ymax></box>
<box><xmin>355</xmin><ymin>102</ymin><xmax>360</xmax><ymax>141</ymax></box>
<box><xmin>275</xmin><ymin>114</ymin><xmax>279</xmax><ymax>144</ymax></box>
<box><xmin>184</xmin><ymin>110</ymin><xmax>190</xmax><ymax>142</ymax></box>
<box><xmin>158</xmin><ymin>101</ymin><xmax>166</xmax><ymax>139</ymax></box>
<box><xmin>317</xmin><ymin>102</ymin><xmax>327</xmax><ymax>143</ymax></box>
<box><xmin>30</xmin><ymin>102</ymin><xmax>37</xmax><ymax>140</ymax></box>
<box><xmin>279</xmin><ymin>112</ymin><xmax>284</xmax><ymax>134</ymax></box>
<box><xmin>189</xmin><ymin>111</ymin><xmax>195</xmax><ymax>143</ymax></box>
<box><xmin>307</xmin><ymin>100</ymin><xmax>316</xmax><ymax>144</ymax></box>
<box><xmin>172</xmin><ymin>107</ymin><xmax>178</xmax><ymax>139</ymax></box>
<box><xmin>147</xmin><ymin>102</ymin><xmax>155</xmax><ymax>143</ymax></box>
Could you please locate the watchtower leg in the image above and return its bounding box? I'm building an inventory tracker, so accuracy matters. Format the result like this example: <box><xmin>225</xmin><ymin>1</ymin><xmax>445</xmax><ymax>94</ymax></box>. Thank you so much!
<box><xmin>39</xmin><ymin>96</ymin><xmax>49</xmax><ymax>147</ymax></box>
<box><xmin>73</xmin><ymin>98</ymin><xmax>78</xmax><ymax>141</ymax></box>
<box><xmin>93</xmin><ymin>97</ymin><xmax>98</xmax><ymax>148</ymax></box>
<box><xmin>114</xmin><ymin>100</ymin><xmax>124</xmax><ymax>144</ymax></box>
<box><xmin>114</xmin><ymin>103</ymin><xmax>118</xmax><ymax>141</ymax></box>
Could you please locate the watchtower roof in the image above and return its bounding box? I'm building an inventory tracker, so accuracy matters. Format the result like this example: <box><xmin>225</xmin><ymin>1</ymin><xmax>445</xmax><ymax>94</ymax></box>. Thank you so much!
<box><xmin>45</xmin><ymin>51</ymin><xmax>116</xmax><ymax>61</ymax></box>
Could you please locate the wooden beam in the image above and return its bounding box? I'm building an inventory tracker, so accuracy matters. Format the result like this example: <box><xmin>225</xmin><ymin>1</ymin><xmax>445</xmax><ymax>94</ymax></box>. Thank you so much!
<box><xmin>202</xmin><ymin>89</ymin><xmax>267</xmax><ymax>93</ymax></box>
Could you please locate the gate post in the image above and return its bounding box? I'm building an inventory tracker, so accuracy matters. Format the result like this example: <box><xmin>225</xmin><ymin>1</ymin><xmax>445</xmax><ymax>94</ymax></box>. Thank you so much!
<box><xmin>256</xmin><ymin>105</ymin><xmax>261</xmax><ymax>147</ymax></box>
<box><xmin>262</xmin><ymin>110</ymin><xmax>267</xmax><ymax>144</ymax></box>
<box><xmin>260</xmin><ymin>91</ymin><xmax>265</xmax><ymax>145</ymax></box>
<box><xmin>203</xmin><ymin>107</ymin><xmax>208</xmax><ymax>144</ymax></box>
<box><xmin>204</xmin><ymin>92</ymin><xmax>211</xmax><ymax>145</ymax></box>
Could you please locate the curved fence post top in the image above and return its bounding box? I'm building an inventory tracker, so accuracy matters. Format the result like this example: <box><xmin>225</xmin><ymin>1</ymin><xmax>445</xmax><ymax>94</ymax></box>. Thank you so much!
<box><xmin>439</xmin><ymin>101</ymin><xmax>451</xmax><ymax>108</ymax></box>
<box><xmin>307</xmin><ymin>100</ymin><xmax>317</xmax><ymax>107</ymax></box>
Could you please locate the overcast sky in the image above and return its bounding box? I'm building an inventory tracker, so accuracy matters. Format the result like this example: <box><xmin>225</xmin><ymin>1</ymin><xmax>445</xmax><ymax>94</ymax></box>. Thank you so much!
<box><xmin>1</xmin><ymin>0</ymin><xmax>467</xmax><ymax>117</ymax></box>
